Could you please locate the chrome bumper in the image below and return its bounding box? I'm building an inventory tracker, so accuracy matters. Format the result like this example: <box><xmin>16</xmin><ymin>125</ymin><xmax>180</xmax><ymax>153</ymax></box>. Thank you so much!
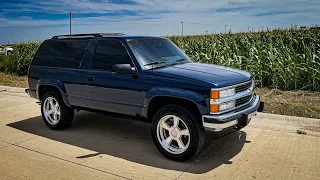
<box><xmin>202</xmin><ymin>94</ymin><xmax>263</xmax><ymax>132</ymax></box>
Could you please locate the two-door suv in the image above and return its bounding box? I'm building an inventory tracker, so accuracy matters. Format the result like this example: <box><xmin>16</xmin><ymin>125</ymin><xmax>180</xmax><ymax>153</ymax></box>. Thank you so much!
<box><xmin>26</xmin><ymin>33</ymin><xmax>264</xmax><ymax>161</ymax></box>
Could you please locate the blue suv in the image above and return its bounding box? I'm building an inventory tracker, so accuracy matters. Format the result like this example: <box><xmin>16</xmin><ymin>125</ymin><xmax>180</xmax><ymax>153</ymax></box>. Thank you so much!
<box><xmin>26</xmin><ymin>33</ymin><xmax>264</xmax><ymax>161</ymax></box>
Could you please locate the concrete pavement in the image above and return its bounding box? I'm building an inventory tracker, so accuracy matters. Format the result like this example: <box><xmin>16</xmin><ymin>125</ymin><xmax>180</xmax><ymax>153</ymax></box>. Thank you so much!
<box><xmin>0</xmin><ymin>86</ymin><xmax>319</xmax><ymax>180</ymax></box>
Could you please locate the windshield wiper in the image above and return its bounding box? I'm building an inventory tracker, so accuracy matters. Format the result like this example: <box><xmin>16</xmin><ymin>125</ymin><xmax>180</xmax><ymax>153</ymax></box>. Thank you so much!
<box><xmin>144</xmin><ymin>61</ymin><xmax>166</xmax><ymax>66</ymax></box>
<box><xmin>170</xmin><ymin>58</ymin><xmax>190</xmax><ymax>65</ymax></box>
<box><xmin>176</xmin><ymin>58</ymin><xmax>189</xmax><ymax>62</ymax></box>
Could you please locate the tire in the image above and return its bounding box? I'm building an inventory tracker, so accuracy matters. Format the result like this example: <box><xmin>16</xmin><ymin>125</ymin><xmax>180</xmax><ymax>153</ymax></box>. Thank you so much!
<box><xmin>41</xmin><ymin>91</ymin><xmax>74</xmax><ymax>130</ymax></box>
<box><xmin>6</xmin><ymin>51</ymin><xmax>12</xmax><ymax>55</ymax></box>
<box><xmin>151</xmin><ymin>104</ymin><xmax>205</xmax><ymax>161</ymax></box>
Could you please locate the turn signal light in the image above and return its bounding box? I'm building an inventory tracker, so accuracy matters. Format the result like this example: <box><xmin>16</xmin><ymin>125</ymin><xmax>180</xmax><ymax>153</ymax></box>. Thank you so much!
<box><xmin>210</xmin><ymin>91</ymin><xmax>219</xmax><ymax>99</ymax></box>
<box><xmin>210</xmin><ymin>104</ymin><xmax>219</xmax><ymax>112</ymax></box>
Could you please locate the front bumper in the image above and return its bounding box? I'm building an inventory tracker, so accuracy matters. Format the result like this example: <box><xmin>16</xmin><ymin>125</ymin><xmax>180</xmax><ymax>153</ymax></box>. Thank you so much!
<box><xmin>202</xmin><ymin>94</ymin><xmax>264</xmax><ymax>132</ymax></box>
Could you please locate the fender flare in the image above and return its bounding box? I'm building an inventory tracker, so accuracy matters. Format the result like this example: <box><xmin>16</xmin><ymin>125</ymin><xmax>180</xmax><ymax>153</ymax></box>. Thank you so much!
<box><xmin>142</xmin><ymin>87</ymin><xmax>208</xmax><ymax>118</ymax></box>
<box><xmin>37</xmin><ymin>79</ymin><xmax>71</xmax><ymax>107</ymax></box>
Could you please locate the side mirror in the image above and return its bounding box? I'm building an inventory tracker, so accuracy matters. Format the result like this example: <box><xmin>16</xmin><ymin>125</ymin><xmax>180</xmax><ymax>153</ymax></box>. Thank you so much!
<box><xmin>112</xmin><ymin>64</ymin><xmax>137</xmax><ymax>74</ymax></box>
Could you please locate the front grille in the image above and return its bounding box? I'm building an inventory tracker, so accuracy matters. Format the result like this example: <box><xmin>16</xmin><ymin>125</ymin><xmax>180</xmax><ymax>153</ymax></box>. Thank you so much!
<box><xmin>235</xmin><ymin>94</ymin><xmax>253</xmax><ymax>107</ymax></box>
<box><xmin>235</xmin><ymin>81</ymin><xmax>252</xmax><ymax>93</ymax></box>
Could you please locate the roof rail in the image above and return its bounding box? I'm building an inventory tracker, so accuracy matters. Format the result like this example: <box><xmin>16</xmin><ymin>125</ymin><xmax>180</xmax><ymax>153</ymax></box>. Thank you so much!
<box><xmin>51</xmin><ymin>33</ymin><xmax>125</xmax><ymax>39</ymax></box>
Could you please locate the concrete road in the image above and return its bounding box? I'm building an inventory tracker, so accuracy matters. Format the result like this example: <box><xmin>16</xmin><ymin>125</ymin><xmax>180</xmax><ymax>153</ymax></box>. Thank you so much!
<box><xmin>0</xmin><ymin>86</ymin><xmax>319</xmax><ymax>180</ymax></box>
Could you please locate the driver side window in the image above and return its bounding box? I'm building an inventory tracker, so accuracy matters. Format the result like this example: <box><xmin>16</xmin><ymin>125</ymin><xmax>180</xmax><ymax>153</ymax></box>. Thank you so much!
<box><xmin>92</xmin><ymin>40</ymin><xmax>133</xmax><ymax>71</ymax></box>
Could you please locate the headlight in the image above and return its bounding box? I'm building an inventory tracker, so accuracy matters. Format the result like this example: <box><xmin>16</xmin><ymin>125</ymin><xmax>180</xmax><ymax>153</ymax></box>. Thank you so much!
<box><xmin>220</xmin><ymin>88</ymin><xmax>235</xmax><ymax>98</ymax></box>
<box><xmin>220</xmin><ymin>100</ymin><xmax>235</xmax><ymax>111</ymax></box>
<box><xmin>210</xmin><ymin>88</ymin><xmax>235</xmax><ymax>99</ymax></box>
<box><xmin>210</xmin><ymin>87</ymin><xmax>236</xmax><ymax>113</ymax></box>
<box><xmin>210</xmin><ymin>100</ymin><xmax>235</xmax><ymax>112</ymax></box>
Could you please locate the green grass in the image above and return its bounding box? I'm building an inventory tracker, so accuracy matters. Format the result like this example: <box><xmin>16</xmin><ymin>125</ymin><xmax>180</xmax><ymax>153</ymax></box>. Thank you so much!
<box><xmin>0</xmin><ymin>41</ymin><xmax>41</xmax><ymax>75</ymax></box>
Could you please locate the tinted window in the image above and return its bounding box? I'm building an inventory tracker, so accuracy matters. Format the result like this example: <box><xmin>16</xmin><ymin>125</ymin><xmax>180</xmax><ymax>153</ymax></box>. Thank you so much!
<box><xmin>128</xmin><ymin>38</ymin><xmax>191</xmax><ymax>70</ymax></box>
<box><xmin>92</xmin><ymin>40</ymin><xmax>132</xmax><ymax>71</ymax></box>
<box><xmin>32</xmin><ymin>40</ymin><xmax>88</xmax><ymax>69</ymax></box>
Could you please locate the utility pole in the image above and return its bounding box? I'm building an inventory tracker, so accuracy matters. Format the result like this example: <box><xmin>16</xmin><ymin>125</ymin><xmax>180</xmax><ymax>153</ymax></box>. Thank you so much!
<box><xmin>224</xmin><ymin>24</ymin><xmax>228</xmax><ymax>33</ymax></box>
<box><xmin>248</xmin><ymin>26</ymin><xmax>250</xmax><ymax>32</ymax></box>
<box><xmin>181</xmin><ymin>21</ymin><xmax>184</xmax><ymax>36</ymax></box>
<box><xmin>262</xmin><ymin>26</ymin><xmax>264</xmax><ymax>32</ymax></box>
<box><xmin>69</xmin><ymin>12</ymin><xmax>74</xmax><ymax>35</ymax></box>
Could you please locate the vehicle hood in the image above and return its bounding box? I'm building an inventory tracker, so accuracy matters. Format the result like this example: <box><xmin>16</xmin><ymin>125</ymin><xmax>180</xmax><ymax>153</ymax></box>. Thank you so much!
<box><xmin>153</xmin><ymin>63</ymin><xmax>252</xmax><ymax>88</ymax></box>
<box><xmin>6</xmin><ymin>47</ymin><xmax>13</xmax><ymax>51</ymax></box>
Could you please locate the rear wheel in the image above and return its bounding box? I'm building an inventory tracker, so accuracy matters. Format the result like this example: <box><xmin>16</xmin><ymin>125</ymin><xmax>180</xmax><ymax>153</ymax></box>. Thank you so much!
<box><xmin>41</xmin><ymin>91</ymin><xmax>74</xmax><ymax>130</ymax></box>
<box><xmin>6</xmin><ymin>51</ymin><xmax>12</xmax><ymax>55</ymax></box>
<box><xmin>151</xmin><ymin>104</ymin><xmax>205</xmax><ymax>161</ymax></box>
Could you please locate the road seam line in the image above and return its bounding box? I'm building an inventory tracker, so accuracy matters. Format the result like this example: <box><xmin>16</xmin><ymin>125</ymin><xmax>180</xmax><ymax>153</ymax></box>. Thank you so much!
<box><xmin>0</xmin><ymin>138</ymin><xmax>133</xmax><ymax>180</ymax></box>
<box><xmin>0</xmin><ymin>134</ymin><xmax>49</xmax><ymax>151</ymax></box>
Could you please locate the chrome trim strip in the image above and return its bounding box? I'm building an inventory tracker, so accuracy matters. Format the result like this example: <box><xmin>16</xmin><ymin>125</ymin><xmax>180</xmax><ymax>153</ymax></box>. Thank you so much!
<box><xmin>211</xmin><ymin>79</ymin><xmax>253</xmax><ymax>91</ymax></box>
<box><xmin>203</xmin><ymin>119</ymin><xmax>238</xmax><ymax>132</ymax></box>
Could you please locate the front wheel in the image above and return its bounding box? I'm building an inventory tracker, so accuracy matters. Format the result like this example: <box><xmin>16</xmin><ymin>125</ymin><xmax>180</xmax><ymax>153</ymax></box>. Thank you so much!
<box><xmin>151</xmin><ymin>104</ymin><xmax>205</xmax><ymax>161</ymax></box>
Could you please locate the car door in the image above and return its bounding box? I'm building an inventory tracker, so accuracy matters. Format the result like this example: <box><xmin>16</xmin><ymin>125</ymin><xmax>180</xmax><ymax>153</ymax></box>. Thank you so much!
<box><xmin>86</xmin><ymin>39</ymin><xmax>142</xmax><ymax>116</ymax></box>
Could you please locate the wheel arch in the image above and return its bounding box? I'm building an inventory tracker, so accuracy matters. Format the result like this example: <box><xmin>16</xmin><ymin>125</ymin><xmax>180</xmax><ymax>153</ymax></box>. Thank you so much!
<box><xmin>37</xmin><ymin>79</ymin><xmax>71</xmax><ymax>107</ymax></box>
<box><xmin>143</xmin><ymin>87</ymin><xmax>208</xmax><ymax>122</ymax></box>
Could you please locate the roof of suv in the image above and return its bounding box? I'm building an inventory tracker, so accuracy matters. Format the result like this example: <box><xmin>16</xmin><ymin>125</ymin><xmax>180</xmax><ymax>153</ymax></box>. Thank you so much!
<box><xmin>51</xmin><ymin>33</ymin><xmax>166</xmax><ymax>40</ymax></box>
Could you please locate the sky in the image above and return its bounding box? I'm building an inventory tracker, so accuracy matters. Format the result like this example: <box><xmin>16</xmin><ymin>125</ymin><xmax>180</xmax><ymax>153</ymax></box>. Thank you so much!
<box><xmin>0</xmin><ymin>0</ymin><xmax>320</xmax><ymax>44</ymax></box>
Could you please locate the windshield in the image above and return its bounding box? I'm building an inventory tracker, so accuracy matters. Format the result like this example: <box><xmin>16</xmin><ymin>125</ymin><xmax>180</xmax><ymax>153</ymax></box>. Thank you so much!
<box><xmin>127</xmin><ymin>38</ymin><xmax>192</xmax><ymax>69</ymax></box>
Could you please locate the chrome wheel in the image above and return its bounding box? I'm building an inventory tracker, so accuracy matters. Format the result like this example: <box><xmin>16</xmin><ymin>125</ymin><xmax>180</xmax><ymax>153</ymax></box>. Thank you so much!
<box><xmin>43</xmin><ymin>97</ymin><xmax>61</xmax><ymax>125</ymax></box>
<box><xmin>156</xmin><ymin>115</ymin><xmax>190</xmax><ymax>154</ymax></box>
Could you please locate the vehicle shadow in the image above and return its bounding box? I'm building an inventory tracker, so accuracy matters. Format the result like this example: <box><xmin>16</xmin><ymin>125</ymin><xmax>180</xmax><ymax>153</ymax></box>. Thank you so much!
<box><xmin>7</xmin><ymin>111</ymin><xmax>248</xmax><ymax>174</ymax></box>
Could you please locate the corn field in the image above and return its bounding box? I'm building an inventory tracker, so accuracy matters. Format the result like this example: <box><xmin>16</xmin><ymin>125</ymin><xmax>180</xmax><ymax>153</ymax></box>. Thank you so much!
<box><xmin>0</xmin><ymin>41</ymin><xmax>41</xmax><ymax>76</ymax></box>
<box><xmin>168</xmin><ymin>29</ymin><xmax>320</xmax><ymax>91</ymax></box>
<box><xmin>0</xmin><ymin>29</ymin><xmax>319</xmax><ymax>90</ymax></box>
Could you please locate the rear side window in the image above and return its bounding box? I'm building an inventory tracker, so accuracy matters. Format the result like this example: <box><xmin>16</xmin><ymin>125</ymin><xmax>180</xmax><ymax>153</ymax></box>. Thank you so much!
<box><xmin>32</xmin><ymin>40</ymin><xmax>89</xmax><ymax>69</ymax></box>
<box><xmin>92</xmin><ymin>40</ymin><xmax>132</xmax><ymax>71</ymax></box>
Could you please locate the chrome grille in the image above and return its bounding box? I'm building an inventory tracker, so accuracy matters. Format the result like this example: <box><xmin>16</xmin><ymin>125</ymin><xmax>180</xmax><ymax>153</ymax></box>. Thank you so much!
<box><xmin>236</xmin><ymin>94</ymin><xmax>253</xmax><ymax>107</ymax></box>
<box><xmin>235</xmin><ymin>81</ymin><xmax>252</xmax><ymax>93</ymax></box>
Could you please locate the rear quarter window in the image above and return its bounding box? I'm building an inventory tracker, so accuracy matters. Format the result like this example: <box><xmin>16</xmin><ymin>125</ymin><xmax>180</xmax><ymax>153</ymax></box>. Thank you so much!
<box><xmin>32</xmin><ymin>39</ymin><xmax>89</xmax><ymax>69</ymax></box>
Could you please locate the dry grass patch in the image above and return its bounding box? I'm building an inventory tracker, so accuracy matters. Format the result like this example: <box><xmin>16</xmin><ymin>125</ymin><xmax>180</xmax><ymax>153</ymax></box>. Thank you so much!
<box><xmin>255</xmin><ymin>88</ymin><xmax>320</xmax><ymax>119</ymax></box>
<box><xmin>0</xmin><ymin>73</ymin><xmax>28</xmax><ymax>88</ymax></box>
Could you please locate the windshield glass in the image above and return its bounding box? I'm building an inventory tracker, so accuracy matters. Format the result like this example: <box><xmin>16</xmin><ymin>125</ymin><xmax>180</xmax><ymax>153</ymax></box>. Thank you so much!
<box><xmin>127</xmin><ymin>38</ymin><xmax>192</xmax><ymax>69</ymax></box>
